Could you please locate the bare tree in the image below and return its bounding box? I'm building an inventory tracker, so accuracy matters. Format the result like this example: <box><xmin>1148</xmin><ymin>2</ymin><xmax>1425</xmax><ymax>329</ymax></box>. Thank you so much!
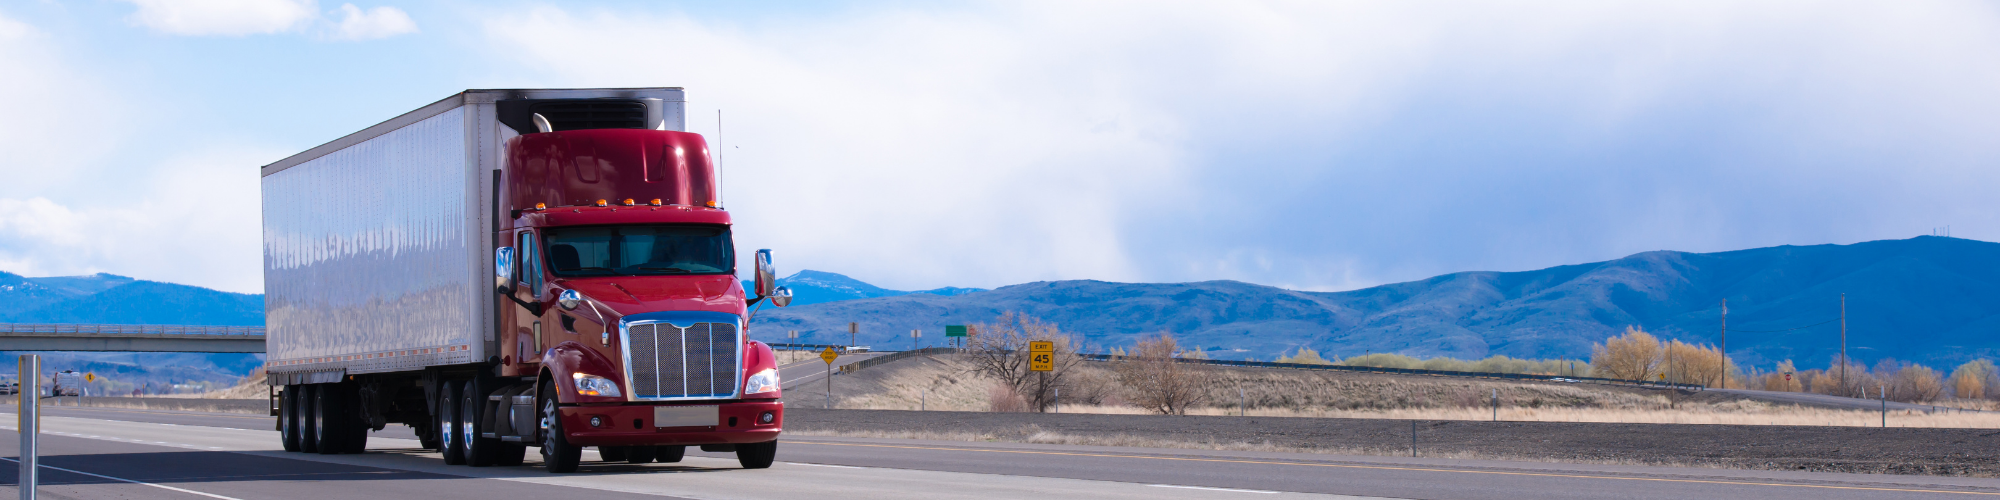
<box><xmin>1115</xmin><ymin>333</ymin><xmax>1211</xmax><ymax>415</ymax></box>
<box><xmin>963</xmin><ymin>312</ymin><xmax>1086</xmax><ymax>412</ymax></box>
<box><xmin>1590</xmin><ymin>327</ymin><xmax>1662</xmax><ymax>381</ymax></box>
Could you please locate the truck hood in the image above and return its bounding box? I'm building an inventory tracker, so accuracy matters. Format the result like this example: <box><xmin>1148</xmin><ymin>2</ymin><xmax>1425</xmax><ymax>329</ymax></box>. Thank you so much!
<box><xmin>557</xmin><ymin>275</ymin><xmax>746</xmax><ymax>319</ymax></box>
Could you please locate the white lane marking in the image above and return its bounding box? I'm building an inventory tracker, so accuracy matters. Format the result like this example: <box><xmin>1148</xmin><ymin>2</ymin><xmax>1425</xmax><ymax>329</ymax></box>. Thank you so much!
<box><xmin>0</xmin><ymin>456</ymin><xmax>245</xmax><ymax>500</ymax></box>
<box><xmin>1147</xmin><ymin>484</ymin><xmax>1281</xmax><ymax>494</ymax></box>
<box><xmin>787</xmin><ymin>462</ymin><xmax>864</xmax><ymax>469</ymax></box>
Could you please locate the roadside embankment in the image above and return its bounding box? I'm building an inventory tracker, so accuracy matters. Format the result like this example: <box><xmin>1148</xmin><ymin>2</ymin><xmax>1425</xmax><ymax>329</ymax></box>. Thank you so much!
<box><xmin>784</xmin><ymin>408</ymin><xmax>2000</xmax><ymax>477</ymax></box>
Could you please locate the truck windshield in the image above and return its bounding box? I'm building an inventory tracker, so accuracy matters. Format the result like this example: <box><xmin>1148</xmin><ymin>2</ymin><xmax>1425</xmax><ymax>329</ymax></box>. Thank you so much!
<box><xmin>542</xmin><ymin>225</ymin><xmax>734</xmax><ymax>277</ymax></box>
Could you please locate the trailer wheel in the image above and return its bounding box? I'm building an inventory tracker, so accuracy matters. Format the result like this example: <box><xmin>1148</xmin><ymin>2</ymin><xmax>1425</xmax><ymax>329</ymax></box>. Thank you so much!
<box><xmin>735</xmin><ymin>441</ymin><xmax>776</xmax><ymax>469</ymax></box>
<box><xmin>598</xmin><ymin>446</ymin><xmax>628</xmax><ymax>462</ymax></box>
<box><xmin>539</xmin><ymin>382</ymin><xmax>581</xmax><ymax>473</ymax></box>
<box><xmin>313</xmin><ymin>384</ymin><xmax>343</xmax><ymax>454</ymax></box>
<box><xmin>298</xmin><ymin>385</ymin><xmax>319</xmax><ymax>453</ymax></box>
<box><xmin>279</xmin><ymin>387</ymin><xmax>301</xmax><ymax>452</ymax></box>
<box><xmin>439</xmin><ymin>382</ymin><xmax>465</xmax><ymax>465</ymax></box>
<box><xmin>656</xmin><ymin>445</ymin><xmax>685</xmax><ymax>463</ymax></box>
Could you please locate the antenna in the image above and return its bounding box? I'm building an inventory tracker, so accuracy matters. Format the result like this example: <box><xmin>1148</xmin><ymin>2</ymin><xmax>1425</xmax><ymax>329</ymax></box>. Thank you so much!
<box><xmin>715</xmin><ymin>109</ymin><xmax>724</xmax><ymax>209</ymax></box>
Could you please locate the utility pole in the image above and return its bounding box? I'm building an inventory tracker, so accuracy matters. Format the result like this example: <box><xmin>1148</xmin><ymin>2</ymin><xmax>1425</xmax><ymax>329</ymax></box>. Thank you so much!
<box><xmin>1720</xmin><ymin>299</ymin><xmax>1727</xmax><ymax>389</ymax></box>
<box><xmin>1840</xmin><ymin>294</ymin><xmax>1848</xmax><ymax>396</ymax></box>
<box><xmin>848</xmin><ymin>322</ymin><xmax>858</xmax><ymax>347</ymax></box>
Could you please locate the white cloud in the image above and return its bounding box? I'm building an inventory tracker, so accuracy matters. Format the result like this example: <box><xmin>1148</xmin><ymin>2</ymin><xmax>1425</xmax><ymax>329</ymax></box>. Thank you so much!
<box><xmin>118</xmin><ymin>0</ymin><xmax>416</xmax><ymax>40</ymax></box>
<box><xmin>121</xmin><ymin>0</ymin><xmax>318</xmax><ymax>36</ymax></box>
<box><xmin>476</xmin><ymin>1</ymin><xmax>2000</xmax><ymax>292</ymax></box>
<box><xmin>328</xmin><ymin>3</ymin><xmax>416</xmax><ymax>41</ymax></box>
<box><xmin>0</xmin><ymin>148</ymin><xmax>272</xmax><ymax>293</ymax></box>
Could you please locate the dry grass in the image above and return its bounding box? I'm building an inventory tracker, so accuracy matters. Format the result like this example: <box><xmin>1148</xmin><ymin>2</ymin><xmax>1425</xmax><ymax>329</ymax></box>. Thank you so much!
<box><xmin>828</xmin><ymin>353</ymin><xmax>2000</xmax><ymax>428</ymax></box>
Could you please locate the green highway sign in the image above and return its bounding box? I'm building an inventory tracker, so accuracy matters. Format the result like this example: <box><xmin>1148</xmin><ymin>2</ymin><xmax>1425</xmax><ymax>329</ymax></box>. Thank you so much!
<box><xmin>945</xmin><ymin>325</ymin><xmax>968</xmax><ymax>337</ymax></box>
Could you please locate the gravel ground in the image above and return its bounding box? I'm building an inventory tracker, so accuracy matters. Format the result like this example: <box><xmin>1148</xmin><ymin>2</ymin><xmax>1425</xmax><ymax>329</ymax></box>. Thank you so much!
<box><xmin>785</xmin><ymin>408</ymin><xmax>2000</xmax><ymax>476</ymax></box>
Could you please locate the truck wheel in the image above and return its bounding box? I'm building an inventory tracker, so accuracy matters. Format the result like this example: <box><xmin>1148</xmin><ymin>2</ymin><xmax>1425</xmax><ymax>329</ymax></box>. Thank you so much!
<box><xmin>598</xmin><ymin>446</ymin><xmax>628</xmax><ymax>462</ymax></box>
<box><xmin>279</xmin><ymin>387</ymin><xmax>301</xmax><ymax>452</ymax></box>
<box><xmin>539</xmin><ymin>382</ymin><xmax>581</xmax><ymax>473</ymax></box>
<box><xmin>656</xmin><ymin>445</ymin><xmax>685</xmax><ymax>463</ymax></box>
<box><xmin>625</xmin><ymin>445</ymin><xmax>657</xmax><ymax>464</ymax></box>
<box><xmin>312</xmin><ymin>384</ymin><xmax>341</xmax><ymax>454</ymax></box>
<box><xmin>298</xmin><ymin>385</ymin><xmax>319</xmax><ymax>453</ymax></box>
<box><xmin>338</xmin><ymin>384</ymin><xmax>369</xmax><ymax>454</ymax></box>
<box><xmin>439</xmin><ymin>382</ymin><xmax>465</xmax><ymax>465</ymax></box>
<box><xmin>462</xmin><ymin>380</ymin><xmax>497</xmax><ymax>466</ymax></box>
<box><xmin>735</xmin><ymin>441</ymin><xmax>776</xmax><ymax>469</ymax></box>
<box><xmin>495</xmin><ymin>443</ymin><xmax>527</xmax><ymax>466</ymax></box>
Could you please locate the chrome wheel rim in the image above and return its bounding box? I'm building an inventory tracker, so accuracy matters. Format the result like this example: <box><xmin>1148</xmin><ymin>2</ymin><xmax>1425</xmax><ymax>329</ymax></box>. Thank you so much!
<box><xmin>540</xmin><ymin>398</ymin><xmax>556</xmax><ymax>457</ymax></box>
<box><xmin>460</xmin><ymin>389</ymin><xmax>475</xmax><ymax>451</ymax></box>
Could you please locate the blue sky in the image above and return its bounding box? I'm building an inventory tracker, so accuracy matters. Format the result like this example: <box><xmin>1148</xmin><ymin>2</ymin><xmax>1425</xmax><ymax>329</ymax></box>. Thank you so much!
<box><xmin>2</xmin><ymin>1</ymin><xmax>1998</xmax><ymax>294</ymax></box>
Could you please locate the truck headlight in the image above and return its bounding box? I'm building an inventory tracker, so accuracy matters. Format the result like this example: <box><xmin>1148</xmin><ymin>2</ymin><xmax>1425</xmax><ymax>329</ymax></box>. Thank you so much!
<box><xmin>744</xmin><ymin>369</ymin><xmax>780</xmax><ymax>394</ymax></box>
<box><xmin>572</xmin><ymin>373</ymin><xmax>622</xmax><ymax>397</ymax></box>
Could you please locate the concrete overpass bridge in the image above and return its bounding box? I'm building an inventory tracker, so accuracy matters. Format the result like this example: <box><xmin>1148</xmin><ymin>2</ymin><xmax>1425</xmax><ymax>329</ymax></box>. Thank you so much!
<box><xmin>0</xmin><ymin>323</ymin><xmax>264</xmax><ymax>353</ymax></box>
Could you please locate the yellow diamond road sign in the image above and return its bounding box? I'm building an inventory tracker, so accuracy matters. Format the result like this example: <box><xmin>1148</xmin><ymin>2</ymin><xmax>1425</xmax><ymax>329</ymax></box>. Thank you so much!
<box><xmin>84</xmin><ymin>373</ymin><xmax>95</xmax><ymax>383</ymax></box>
<box><xmin>821</xmin><ymin>347</ymin><xmax>839</xmax><ymax>364</ymax></box>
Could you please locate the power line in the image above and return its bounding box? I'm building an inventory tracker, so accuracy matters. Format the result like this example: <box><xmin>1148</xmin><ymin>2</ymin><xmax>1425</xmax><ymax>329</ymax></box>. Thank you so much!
<box><xmin>1726</xmin><ymin>317</ymin><xmax>1840</xmax><ymax>333</ymax></box>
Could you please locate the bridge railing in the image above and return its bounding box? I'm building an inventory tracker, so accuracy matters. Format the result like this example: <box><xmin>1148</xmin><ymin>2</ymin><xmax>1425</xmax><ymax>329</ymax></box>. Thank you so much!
<box><xmin>0</xmin><ymin>324</ymin><xmax>266</xmax><ymax>336</ymax></box>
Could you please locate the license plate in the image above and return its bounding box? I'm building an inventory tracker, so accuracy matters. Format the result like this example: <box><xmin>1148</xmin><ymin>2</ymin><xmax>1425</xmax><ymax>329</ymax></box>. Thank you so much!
<box><xmin>654</xmin><ymin>405</ymin><xmax>717</xmax><ymax>428</ymax></box>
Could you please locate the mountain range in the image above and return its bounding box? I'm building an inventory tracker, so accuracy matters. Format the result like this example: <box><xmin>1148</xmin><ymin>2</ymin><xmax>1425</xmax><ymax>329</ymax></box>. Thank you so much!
<box><xmin>0</xmin><ymin>272</ymin><xmax>264</xmax><ymax>389</ymax></box>
<box><xmin>754</xmin><ymin>237</ymin><xmax>2000</xmax><ymax>369</ymax></box>
<box><xmin>6</xmin><ymin>236</ymin><xmax>1995</xmax><ymax>376</ymax></box>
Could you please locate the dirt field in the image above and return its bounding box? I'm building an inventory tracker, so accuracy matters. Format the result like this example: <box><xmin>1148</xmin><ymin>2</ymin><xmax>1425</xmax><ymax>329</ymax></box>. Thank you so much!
<box><xmin>784</xmin><ymin>408</ymin><xmax>2000</xmax><ymax>476</ymax></box>
<box><xmin>791</xmin><ymin>351</ymin><xmax>2000</xmax><ymax>428</ymax></box>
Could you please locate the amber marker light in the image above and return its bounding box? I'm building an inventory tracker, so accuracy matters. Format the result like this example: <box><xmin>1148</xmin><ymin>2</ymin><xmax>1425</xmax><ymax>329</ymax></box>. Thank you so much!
<box><xmin>533</xmin><ymin>203</ymin><xmax>547</xmax><ymax>210</ymax></box>
<box><xmin>649</xmin><ymin>199</ymin><xmax>662</xmax><ymax>206</ymax></box>
<box><xmin>622</xmin><ymin>198</ymin><xmax>635</xmax><ymax>206</ymax></box>
<box><xmin>595</xmin><ymin>199</ymin><xmax>609</xmax><ymax>207</ymax></box>
<box><xmin>705</xmin><ymin>200</ymin><xmax>719</xmax><ymax>208</ymax></box>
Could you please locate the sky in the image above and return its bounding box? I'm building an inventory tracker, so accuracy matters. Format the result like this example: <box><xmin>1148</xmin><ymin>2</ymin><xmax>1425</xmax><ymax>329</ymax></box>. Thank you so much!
<box><xmin>1</xmin><ymin>0</ymin><xmax>1998</xmax><ymax>295</ymax></box>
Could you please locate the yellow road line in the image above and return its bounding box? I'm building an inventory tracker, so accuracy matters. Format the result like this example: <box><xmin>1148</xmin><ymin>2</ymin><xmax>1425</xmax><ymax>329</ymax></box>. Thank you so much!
<box><xmin>793</xmin><ymin>440</ymin><xmax>2000</xmax><ymax>496</ymax></box>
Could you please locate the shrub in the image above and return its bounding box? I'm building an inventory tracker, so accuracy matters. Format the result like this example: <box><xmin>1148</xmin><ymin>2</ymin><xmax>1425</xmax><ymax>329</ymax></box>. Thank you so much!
<box><xmin>1950</xmin><ymin>360</ymin><xmax>1994</xmax><ymax>400</ymax></box>
<box><xmin>1590</xmin><ymin>327</ymin><xmax>1662</xmax><ymax>381</ymax></box>
<box><xmin>1114</xmin><ymin>333</ymin><xmax>1211</xmax><ymax>415</ymax></box>
<box><xmin>1275</xmin><ymin>347</ymin><xmax>1333</xmax><ymax>365</ymax></box>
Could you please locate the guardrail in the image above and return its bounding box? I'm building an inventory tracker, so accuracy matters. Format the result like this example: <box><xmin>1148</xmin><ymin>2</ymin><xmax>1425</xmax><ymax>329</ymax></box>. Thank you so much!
<box><xmin>839</xmin><ymin>347</ymin><xmax>961</xmax><ymax>373</ymax></box>
<box><xmin>766</xmin><ymin>342</ymin><xmax>870</xmax><ymax>352</ymax></box>
<box><xmin>0</xmin><ymin>323</ymin><xmax>265</xmax><ymax>335</ymax></box>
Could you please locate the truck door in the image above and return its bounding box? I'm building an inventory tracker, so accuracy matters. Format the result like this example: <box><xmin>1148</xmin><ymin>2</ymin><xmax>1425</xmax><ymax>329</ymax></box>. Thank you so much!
<box><xmin>507</xmin><ymin>230</ymin><xmax>549</xmax><ymax>373</ymax></box>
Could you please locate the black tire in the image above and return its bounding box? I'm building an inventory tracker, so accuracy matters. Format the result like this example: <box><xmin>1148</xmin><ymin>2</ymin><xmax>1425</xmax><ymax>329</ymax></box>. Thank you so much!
<box><xmin>625</xmin><ymin>445</ymin><xmax>657</xmax><ymax>464</ymax></box>
<box><xmin>495</xmin><ymin>443</ymin><xmax>527</xmax><ymax>466</ymax></box>
<box><xmin>313</xmin><ymin>384</ymin><xmax>341</xmax><ymax>455</ymax></box>
<box><xmin>598</xmin><ymin>446</ymin><xmax>628</xmax><ymax>462</ymax></box>
<box><xmin>415</xmin><ymin>423</ymin><xmax>440</xmax><ymax>451</ymax></box>
<box><xmin>735</xmin><ymin>440</ymin><xmax>776</xmax><ymax>469</ymax></box>
<box><xmin>656</xmin><ymin>445</ymin><xmax>685</xmax><ymax>463</ymax></box>
<box><xmin>439</xmin><ymin>381</ymin><xmax>465</xmax><ymax>465</ymax></box>
<box><xmin>279</xmin><ymin>387</ymin><xmax>301</xmax><ymax>452</ymax></box>
<box><xmin>298</xmin><ymin>385</ymin><xmax>319</xmax><ymax>453</ymax></box>
<box><xmin>462</xmin><ymin>380</ymin><xmax>497</xmax><ymax>466</ymax></box>
<box><xmin>539</xmin><ymin>382</ymin><xmax>580</xmax><ymax>473</ymax></box>
<box><xmin>337</xmin><ymin>384</ymin><xmax>369</xmax><ymax>454</ymax></box>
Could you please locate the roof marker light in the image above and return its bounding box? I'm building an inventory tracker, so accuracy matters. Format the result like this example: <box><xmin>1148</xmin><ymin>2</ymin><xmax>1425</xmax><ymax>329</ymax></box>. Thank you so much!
<box><xmin>534</xmin><ymin>203</ymin><xmax>546</xmax><ymax>210</ymax></box>
<box><xmin>649</xmin><ymin>199</ymin><xmax>662</xmax><ymax>206</ymax></box>
<box><xmin>622</xmin><ymin>198</ymin><xmax>636</xmax><ymax>206</ymax></box>
<box><xmin>595</xmin><ymin>199</ymin><xmax>609</xmax><ymax>207</ymax></box>
<box><xmin>705</xmin><ymin>200</ymin><xmax>719</xmax><ymax>208</ymax></box>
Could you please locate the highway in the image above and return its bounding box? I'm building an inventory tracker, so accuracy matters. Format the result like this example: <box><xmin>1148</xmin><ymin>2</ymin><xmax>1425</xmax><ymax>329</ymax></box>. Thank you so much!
<box><xmin>0</xmin><ymin>404</ymin><xmax>1996</xmax><ymax>499</ymax></box>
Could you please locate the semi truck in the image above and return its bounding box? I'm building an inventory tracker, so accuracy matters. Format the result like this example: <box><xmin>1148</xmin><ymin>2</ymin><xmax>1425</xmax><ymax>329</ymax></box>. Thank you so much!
<box><xmin>261</xmin><ymin>88</ymin><xmax>793</xmax><ymax>472</ymax></box>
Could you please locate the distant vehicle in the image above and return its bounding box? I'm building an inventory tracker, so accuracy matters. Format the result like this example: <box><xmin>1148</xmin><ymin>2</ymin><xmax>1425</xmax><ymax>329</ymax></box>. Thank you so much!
<box><xmin>51</xmin><ymin>370</ymin><xmax>83</xmax><ymax>397</ymax></box>
<box><xmin>262</xmin><ymin>88</ymin><xmax>792</xmax><ymax>473</ymax></box>
<box><xmin>0</xmin><ymin>380</ymin><xmax>16</xmax><ymax>396</ymax></box>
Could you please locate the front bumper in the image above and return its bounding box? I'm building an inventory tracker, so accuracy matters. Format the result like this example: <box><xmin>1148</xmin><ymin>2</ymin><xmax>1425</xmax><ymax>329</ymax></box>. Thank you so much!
<box><xmin>560</xmin><ymin>400</ymin><xmax>782</xmax><ymax>446</ymax></box>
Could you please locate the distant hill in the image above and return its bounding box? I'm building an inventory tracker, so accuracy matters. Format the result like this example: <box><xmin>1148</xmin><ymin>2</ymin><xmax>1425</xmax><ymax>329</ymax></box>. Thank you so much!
<box><xmin>0</xmin><ymin>272</ymin><xmax>264</xmax><ymax>389</ymax></box>
<box><xmin>753</xmin><ymin>237</ymin><xmax>2000</xmax><ymax>369</ymax></box>
<box><xmin>775</xmin><ymin>270</ymin><xmax>988</xmax><ymax>307</ymax></box>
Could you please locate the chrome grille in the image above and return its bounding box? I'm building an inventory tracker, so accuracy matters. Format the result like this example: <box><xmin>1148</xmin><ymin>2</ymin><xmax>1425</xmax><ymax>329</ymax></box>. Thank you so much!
<box><xmin>624</xmin><ymin>321</ymin><xmax>740</xmax><ymax>400</ymax></box>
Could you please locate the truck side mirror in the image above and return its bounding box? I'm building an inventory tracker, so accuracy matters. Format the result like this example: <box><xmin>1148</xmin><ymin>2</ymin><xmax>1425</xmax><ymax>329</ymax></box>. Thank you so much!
<box><xmin>771</xmin><ymin>286</ymin><xmax>792</xmax><ymax>307</ymax></box>
<box><xmin>754</xmin><ymin>249</ymin><xmax>777</xmax><ymax>298</ymax></box>
<box><xmin>495</xmin><ymin>247</ymin><xmax>517</xmax><ymax>294</ymax></box>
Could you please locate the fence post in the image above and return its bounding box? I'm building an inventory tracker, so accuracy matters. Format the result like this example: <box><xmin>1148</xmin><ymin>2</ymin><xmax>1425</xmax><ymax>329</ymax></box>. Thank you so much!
<box><xmin>20</xmin><ymin>354</ymin><xmax>40</xmax><ymax>500</ymax></box>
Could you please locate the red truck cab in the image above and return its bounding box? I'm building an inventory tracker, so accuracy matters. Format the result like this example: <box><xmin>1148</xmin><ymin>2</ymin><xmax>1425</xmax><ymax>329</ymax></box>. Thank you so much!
<box><xmin>489</xmin><ymin>124</ymin><xmax>791</xmax><ymax>472</ymax></box>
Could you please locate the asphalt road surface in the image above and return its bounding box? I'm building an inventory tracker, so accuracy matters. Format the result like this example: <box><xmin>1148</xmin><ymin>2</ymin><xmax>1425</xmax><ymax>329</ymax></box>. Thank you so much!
<box><xmin>0</xmin><ymin>404</ymin><xmax>1996</xmax><ymax>499</ymax></box>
